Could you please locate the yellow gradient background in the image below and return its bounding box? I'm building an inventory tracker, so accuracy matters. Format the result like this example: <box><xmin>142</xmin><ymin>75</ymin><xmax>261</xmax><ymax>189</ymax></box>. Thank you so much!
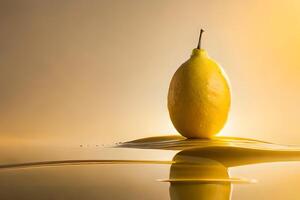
<box><xmin>1</xmin><ymin>0</ymin><xmax>300</xmax><ymax>145</ymax></box>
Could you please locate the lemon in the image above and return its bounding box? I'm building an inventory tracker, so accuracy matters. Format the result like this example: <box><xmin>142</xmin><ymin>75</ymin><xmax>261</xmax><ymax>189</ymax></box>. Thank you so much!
<box><xmin>168</xmin><ymin>30</ymin><xmax>231</xmax><ymax>138</ymax></box>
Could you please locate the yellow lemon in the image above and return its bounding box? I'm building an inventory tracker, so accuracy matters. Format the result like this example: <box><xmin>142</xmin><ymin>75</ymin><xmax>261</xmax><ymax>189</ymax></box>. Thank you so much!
<box><xmin>168</xmin><ymin>30</ymin><xmax>231</xmax><ymax>138</ymax></box>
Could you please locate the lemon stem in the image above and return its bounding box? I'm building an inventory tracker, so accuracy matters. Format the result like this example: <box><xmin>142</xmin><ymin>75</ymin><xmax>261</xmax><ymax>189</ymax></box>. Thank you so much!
<box><xmin>197</xmin><ymin>29</ymin><xmax>204</xmax><ymax>50</ymax></box>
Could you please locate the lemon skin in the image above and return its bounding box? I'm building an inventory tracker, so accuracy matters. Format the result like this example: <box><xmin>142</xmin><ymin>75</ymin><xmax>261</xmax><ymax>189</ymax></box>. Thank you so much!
<box><xmin>168</xmin><ymin>48</ymin><xmax>231</xmax><ymax>138</ymax></box>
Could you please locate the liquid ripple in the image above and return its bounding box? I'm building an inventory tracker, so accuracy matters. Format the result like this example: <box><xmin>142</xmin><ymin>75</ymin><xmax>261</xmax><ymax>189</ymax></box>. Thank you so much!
<box><xmin>3</xmin><ymin>135</ymin><xmax>300</xmax><ymax>200</ymax></box>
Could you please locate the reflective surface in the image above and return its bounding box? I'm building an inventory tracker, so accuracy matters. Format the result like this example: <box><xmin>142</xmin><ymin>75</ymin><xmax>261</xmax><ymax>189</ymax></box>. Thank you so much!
<box><xmin>2</xmin><ymin>136</ymin><xmax>300</xmax><ymax>199</ymax></box>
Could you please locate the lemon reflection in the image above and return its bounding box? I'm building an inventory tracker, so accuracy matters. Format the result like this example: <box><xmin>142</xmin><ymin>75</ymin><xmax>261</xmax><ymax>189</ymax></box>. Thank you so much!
<box><xmin>169</xmin><ymin>151</ymin><xmax>231</xmax><ymax>200</ymax></box>
<box><xmin>167</xmin><ymin>145</ymin><xmax>300</xmax><ymax>200</ymax></box>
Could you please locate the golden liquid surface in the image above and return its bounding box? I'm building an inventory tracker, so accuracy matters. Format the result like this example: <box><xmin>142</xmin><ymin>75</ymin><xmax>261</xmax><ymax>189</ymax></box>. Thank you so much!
<box><xmin>1</xmin><ymin>136</ymin><xmax>300</xmax><ymax>200</ymax></box>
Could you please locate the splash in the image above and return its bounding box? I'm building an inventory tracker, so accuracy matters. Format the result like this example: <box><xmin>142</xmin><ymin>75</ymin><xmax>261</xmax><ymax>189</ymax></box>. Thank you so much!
<box><xmin>117</xmin><ymin>135</ymin><xmax>300</xmax><ymax>151</ymax></box>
